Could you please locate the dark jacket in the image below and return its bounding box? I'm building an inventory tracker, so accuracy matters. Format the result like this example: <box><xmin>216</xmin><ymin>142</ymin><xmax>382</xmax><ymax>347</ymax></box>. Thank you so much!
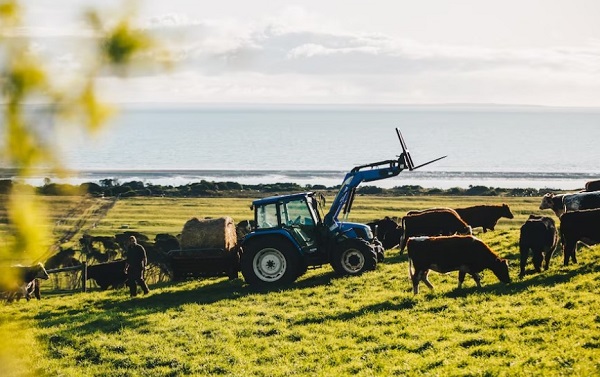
<box><xmin>126</xmin><ymin>243</ymin><xmax>147</xmax><ymax>273</ymax></box>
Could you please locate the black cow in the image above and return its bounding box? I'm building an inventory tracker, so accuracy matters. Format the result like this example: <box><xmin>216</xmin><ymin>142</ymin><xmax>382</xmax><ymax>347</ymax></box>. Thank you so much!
<box><xmin>86</xmin><ymin>260</ymin><xmax>127</xmax><ymax>290</ymax></box>
<box><xmin>400</xmin><ymin>209</ymin><xmax>472</xmax><ymax>252</ymax></box>
<box><xmin>559</xmin><ymin>209</ymin><xmax>600</xmax><ymax>266</ymax></box>
<box><xmin>539</xmin><ymin>192</ymin><xmax>600</xmax><ymax>218</ymax></box>
<box><xmin>519</xmin><ymin>215</ymin><xmax>558</xmax><ymax>277</ymax></box>
<box><xmin>366</xmin><ymin>216</ymin><xmax>403</xmax><ymax>250</ymax></box>
<box><xmin>585</xmin><ymin>179</ymin><xmax>600</xmax><ymax>192</ymax></box>
<box><xmin>454</xmin><ymin>204</ymin><xmax>514</xmax><ymax>232</ymax></box>
<box><xmin>407</xmin><ymin>235</ymin><xmax>510</xmax><ymax>294</ymax></box>
<box><xmin>1</xmin><ymin>263</ymin><xmax>49</xmax><ymax>302</ymax></box>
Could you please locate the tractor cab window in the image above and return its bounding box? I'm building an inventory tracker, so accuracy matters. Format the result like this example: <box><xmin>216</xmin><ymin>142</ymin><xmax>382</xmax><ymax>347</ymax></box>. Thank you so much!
<box><xmin>256</xmin><ymin>203</ymin><xmax>278</xmax><ymax>229</ymax></box>
<box><xmin>281</xmin><ymin>198</ymin><xmax>317</xmax><ymax>250</ymax></box>
<box><xmin>281</xmin><ymin>199</ymin><xmax>314</xmax><ymax>226</ymax></box>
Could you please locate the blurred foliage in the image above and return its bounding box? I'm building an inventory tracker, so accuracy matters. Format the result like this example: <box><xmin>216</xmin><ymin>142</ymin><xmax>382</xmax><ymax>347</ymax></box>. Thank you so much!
<box><xmin>1</xmin><ymin>1</ymin><xmax>159</xmax><ymax>260</ymax></box>
<box><xmin>0</xmin><ymin>1</ymin><xmax>165</xmax><ymax>375</ymax></box>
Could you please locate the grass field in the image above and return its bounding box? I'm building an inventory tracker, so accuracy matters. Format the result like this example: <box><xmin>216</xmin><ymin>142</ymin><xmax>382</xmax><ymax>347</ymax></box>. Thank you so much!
<box><xmin>1</xmin><ymin>194</ymin><xmax>600</xmax><ymax>376</ymax></box>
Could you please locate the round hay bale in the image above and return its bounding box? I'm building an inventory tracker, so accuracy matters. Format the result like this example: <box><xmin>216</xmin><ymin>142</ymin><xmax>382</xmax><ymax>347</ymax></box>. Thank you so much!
<box><xmin>180</xmin><ymin>217</ymin><xmax>237</xmax><ymax>251</ymax></box>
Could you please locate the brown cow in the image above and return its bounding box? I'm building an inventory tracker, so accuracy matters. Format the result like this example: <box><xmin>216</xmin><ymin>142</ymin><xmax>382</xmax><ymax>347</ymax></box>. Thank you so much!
<box><xmin>406</xmin><ymin>207</ymin><xmax>460</xmax><ymax>216</ymax></box>
<box><xmin>400</xmin><ymin>209</ymin><xmax>472</xmax><ymax>252</ymax></box>
<box><xmin>559</xmin><ymin>209</ymin><xmax>600</xmax><ymax>266</ymax></box>
<box><xmin>454</xmin><ymin>204</ymin><xmax>514</xmax><ymax>232</ymax></box>
<box><xmin>407</xmin><ymin>235</ymin><xmax>510</xmax><ymax>294</ymax></box>
<box><xmin>519</xmin><ymin>215</ymin><xmax>558</xmax><ymax>277</ymax></box>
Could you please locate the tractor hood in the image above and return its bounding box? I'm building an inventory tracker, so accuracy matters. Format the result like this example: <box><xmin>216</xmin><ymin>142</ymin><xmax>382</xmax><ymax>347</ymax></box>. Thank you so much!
<box><xmin>337</xmin><ymin>222</ymin><xmax>374</xmax><ymax>241</ymax></box>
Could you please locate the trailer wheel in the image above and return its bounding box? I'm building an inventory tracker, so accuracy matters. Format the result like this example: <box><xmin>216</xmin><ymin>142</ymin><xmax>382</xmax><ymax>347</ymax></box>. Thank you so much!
<box><xmin>331</xmin><ymin>239</ymin><xmax>377</xmax><ymax>276</ymax></box>
<box><xmin>241</xmin><ymin>238</ymin><xmax>299</xmax><ymax>286</ymax></box>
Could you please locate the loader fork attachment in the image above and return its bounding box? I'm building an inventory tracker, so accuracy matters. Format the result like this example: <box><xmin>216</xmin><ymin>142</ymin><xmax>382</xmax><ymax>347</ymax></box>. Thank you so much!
<box><xmin>396</xmin><ymin>128</ymin><xmax>446</xmax><ymax>171</ymax></box>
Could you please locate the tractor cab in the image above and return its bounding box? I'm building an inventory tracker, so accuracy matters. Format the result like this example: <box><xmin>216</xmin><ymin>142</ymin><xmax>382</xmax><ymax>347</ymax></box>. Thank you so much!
<box><xmin>252</xmin><ymin>192</ymin><xmax>321</xmax><ymax>254</ymax></box>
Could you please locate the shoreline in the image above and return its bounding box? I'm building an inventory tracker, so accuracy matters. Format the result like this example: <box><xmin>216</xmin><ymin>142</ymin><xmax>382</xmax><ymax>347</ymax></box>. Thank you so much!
<box><xmin>1</xmin><ymin>169</ymin><xmax>597</xmax><ymax>191</ymax></box>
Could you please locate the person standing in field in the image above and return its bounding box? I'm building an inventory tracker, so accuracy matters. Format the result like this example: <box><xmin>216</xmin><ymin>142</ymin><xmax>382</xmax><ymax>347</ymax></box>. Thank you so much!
<box><xmin>125</xmin><ymin>235</ymin><xmax>150</xmax><ymax>297</ymax></box>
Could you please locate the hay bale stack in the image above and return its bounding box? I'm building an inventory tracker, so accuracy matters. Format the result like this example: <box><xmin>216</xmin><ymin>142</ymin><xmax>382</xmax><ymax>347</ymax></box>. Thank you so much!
<box><xmin>180</xmin><ymin>217</ymin><xmax>237</xmax><ymax>251</ymax></box>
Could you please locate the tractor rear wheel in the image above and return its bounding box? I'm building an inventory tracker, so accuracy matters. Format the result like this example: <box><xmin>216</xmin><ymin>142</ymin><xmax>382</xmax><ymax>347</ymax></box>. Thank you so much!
<box><xmin>241</xmin><ymin>238</ymin><xmax>299</xmax><ymax>286</ymax></box>
<box><xmin>331</xmin><ymin>239</ymin><xmax>377</xmax><ymax>276</ymax></box>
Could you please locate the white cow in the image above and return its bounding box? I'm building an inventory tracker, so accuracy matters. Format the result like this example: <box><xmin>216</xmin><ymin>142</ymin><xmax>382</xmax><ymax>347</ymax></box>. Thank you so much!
<box><xmin>539</xmin><ymin>192</ymin><xmax>600</xmax><ymax>218</ymax></box>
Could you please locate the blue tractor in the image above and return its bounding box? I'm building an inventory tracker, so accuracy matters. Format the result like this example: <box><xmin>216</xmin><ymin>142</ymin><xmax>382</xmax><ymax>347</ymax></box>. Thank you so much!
<box><xmin>239</xmin><ymin>129</ymin><xmax>445</xmax><ymax>286</ymax></box>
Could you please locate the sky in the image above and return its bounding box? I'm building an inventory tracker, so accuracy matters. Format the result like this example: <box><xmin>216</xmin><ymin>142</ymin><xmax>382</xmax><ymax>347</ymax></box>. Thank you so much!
<box><xmin>12</xmin><ymin>0</ymin><xmax>600</xmax><ymax>107</ymax></box>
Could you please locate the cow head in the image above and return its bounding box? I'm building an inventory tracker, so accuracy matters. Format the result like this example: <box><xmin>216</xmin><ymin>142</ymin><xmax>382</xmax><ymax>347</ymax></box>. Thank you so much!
<box><xmin>34</xmin><ymin>263</ymin><xmax>50</xmax><ymax>280</ymax></box>
<box><xmin>502</xmin><ymin>204</ymin><xmax>514</xmax><ymax>219</ymax></box>
<box><xmin>539</xmin><ymin>193</ymin><xmax>555</xmax><ymax>210</ymax></box>
<box><xmin>492</xmin><ymin>259</ymin><xmax>510</xmax><ymax>284</ymax></box>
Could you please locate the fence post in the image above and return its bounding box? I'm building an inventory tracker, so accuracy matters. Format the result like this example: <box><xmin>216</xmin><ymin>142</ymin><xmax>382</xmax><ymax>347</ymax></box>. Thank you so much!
<box><xmin>81</xmin><ymin>262</ymin><xmax>87</xmax><ymax>293</ymax></box>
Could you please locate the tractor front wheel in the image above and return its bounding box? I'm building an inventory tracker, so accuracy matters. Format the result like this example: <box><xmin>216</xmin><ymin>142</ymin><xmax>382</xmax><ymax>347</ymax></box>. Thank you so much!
<box><xmin>331</xmin><ymin>239</ymin><xmax>377</xmax><ymax>276</ymax></box>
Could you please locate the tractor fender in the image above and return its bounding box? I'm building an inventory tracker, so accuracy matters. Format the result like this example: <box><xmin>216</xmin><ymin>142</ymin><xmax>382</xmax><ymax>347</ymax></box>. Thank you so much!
<box><xmin>242</xmin><ymin>229</ymin><xmax>303</xmax><ymax>254</ymax></box>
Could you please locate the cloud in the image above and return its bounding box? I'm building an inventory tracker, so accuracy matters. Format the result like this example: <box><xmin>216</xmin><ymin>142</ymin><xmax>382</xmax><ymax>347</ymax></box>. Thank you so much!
<box><xmin>141</xmin><ymin>14</ymin><xmax>598</xmax><ymax>79</ymax></box>
<box><xmin>9</xmin><ymin>5</ymin><xmax>600</xmax><ymax>106</ymax></box>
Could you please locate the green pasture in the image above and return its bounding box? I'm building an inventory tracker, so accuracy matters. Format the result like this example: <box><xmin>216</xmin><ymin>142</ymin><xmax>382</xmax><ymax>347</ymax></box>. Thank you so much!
<box><xmin>1</xmin><ymin>195</ymin><xmax>600</xmax><ymax>376</ymax></box>
<box><xmin>93</xmin><ymin>195</ymin><xmax>547</xmax><ymax>237</ymax></box>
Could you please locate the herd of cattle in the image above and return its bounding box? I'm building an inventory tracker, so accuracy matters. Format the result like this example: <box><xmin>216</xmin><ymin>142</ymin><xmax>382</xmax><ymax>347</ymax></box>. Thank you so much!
<box><xmin>2</xmin><ymin>187</ymin><xmax>600</xmax><ymax>301</ymax></box>
<box><xmin>368</xmin><ymin>189</ymin><xmax>600</xmax><ymax>294</ymax></box>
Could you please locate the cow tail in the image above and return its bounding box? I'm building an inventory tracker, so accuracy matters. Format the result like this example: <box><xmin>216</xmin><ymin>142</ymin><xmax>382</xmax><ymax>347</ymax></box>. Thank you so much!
<box><xmin>408</xmin><ymin>256</ymin><xmax>414</xmax><ymax>280</ymax></box>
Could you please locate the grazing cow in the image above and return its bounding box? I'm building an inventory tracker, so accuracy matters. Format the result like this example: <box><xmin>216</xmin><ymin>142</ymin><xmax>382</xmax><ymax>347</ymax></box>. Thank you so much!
<box><xmin>400</xmin><ymin>209</ymin><xmax>472</xmax><ymax>252</ymax></box>
<box><xmin>86</xmin><ymin>260</ymin><xmax>127</xmax><ymax>290</ymax></box>
<box><xmin>407</xmin><ymin>235</ymin><xmax>510</xmax><ymax>294</ymax></box>
<box><xmin>539</xmin><ymin>192</ymin><xmax>600</xmax><ymax>218</ymax></box>
<box><xmin>0</xmin><ymin>263</ymin><xmax>49</xmax><ymax>302</ymax></box>
<box><xmin>366</xmin><ymin>216</ymin><xmax>403</xmax><ymax>250</ymax></box>
<box><xmin>406</xmin><ymin>207</ymin><xmax>460</xmax><ymax>216</ymax></box>
<box><xmin>519</xmin><ymin>215</ymin><xmax>558</xmax><ymax>277</ymax></box>
<box><xmin>454</xmin><ymin>204</ymin><xmax>514</xmax><ymax>232</ymax></box>
<box><xmin>559</xmin><ymin>209</ymin><xmax>600</xmax><ymax>266</ymax></box>
<box><xmin>585</xmin><ymin>179</ymin><xmax>600</xmax><ymax>192</ymax></box>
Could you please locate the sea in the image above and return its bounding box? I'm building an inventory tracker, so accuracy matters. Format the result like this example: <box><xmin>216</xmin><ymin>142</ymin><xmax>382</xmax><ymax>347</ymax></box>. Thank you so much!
<box><xmin>3</xmin><ymin>104</ymin><xmax>600</xmax><ymax>190</ymax></box>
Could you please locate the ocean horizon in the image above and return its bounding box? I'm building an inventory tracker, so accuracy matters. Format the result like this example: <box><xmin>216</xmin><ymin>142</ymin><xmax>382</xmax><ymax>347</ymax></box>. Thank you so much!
<box><xmin>3</xmin><ymin>105</ymin><xmax>600</xmax><ymax>191</ymax></box>
<box><xmin>2</xmin><ymin>168</ymin><xmax>597</xmax><ymax>191</ymax></box>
